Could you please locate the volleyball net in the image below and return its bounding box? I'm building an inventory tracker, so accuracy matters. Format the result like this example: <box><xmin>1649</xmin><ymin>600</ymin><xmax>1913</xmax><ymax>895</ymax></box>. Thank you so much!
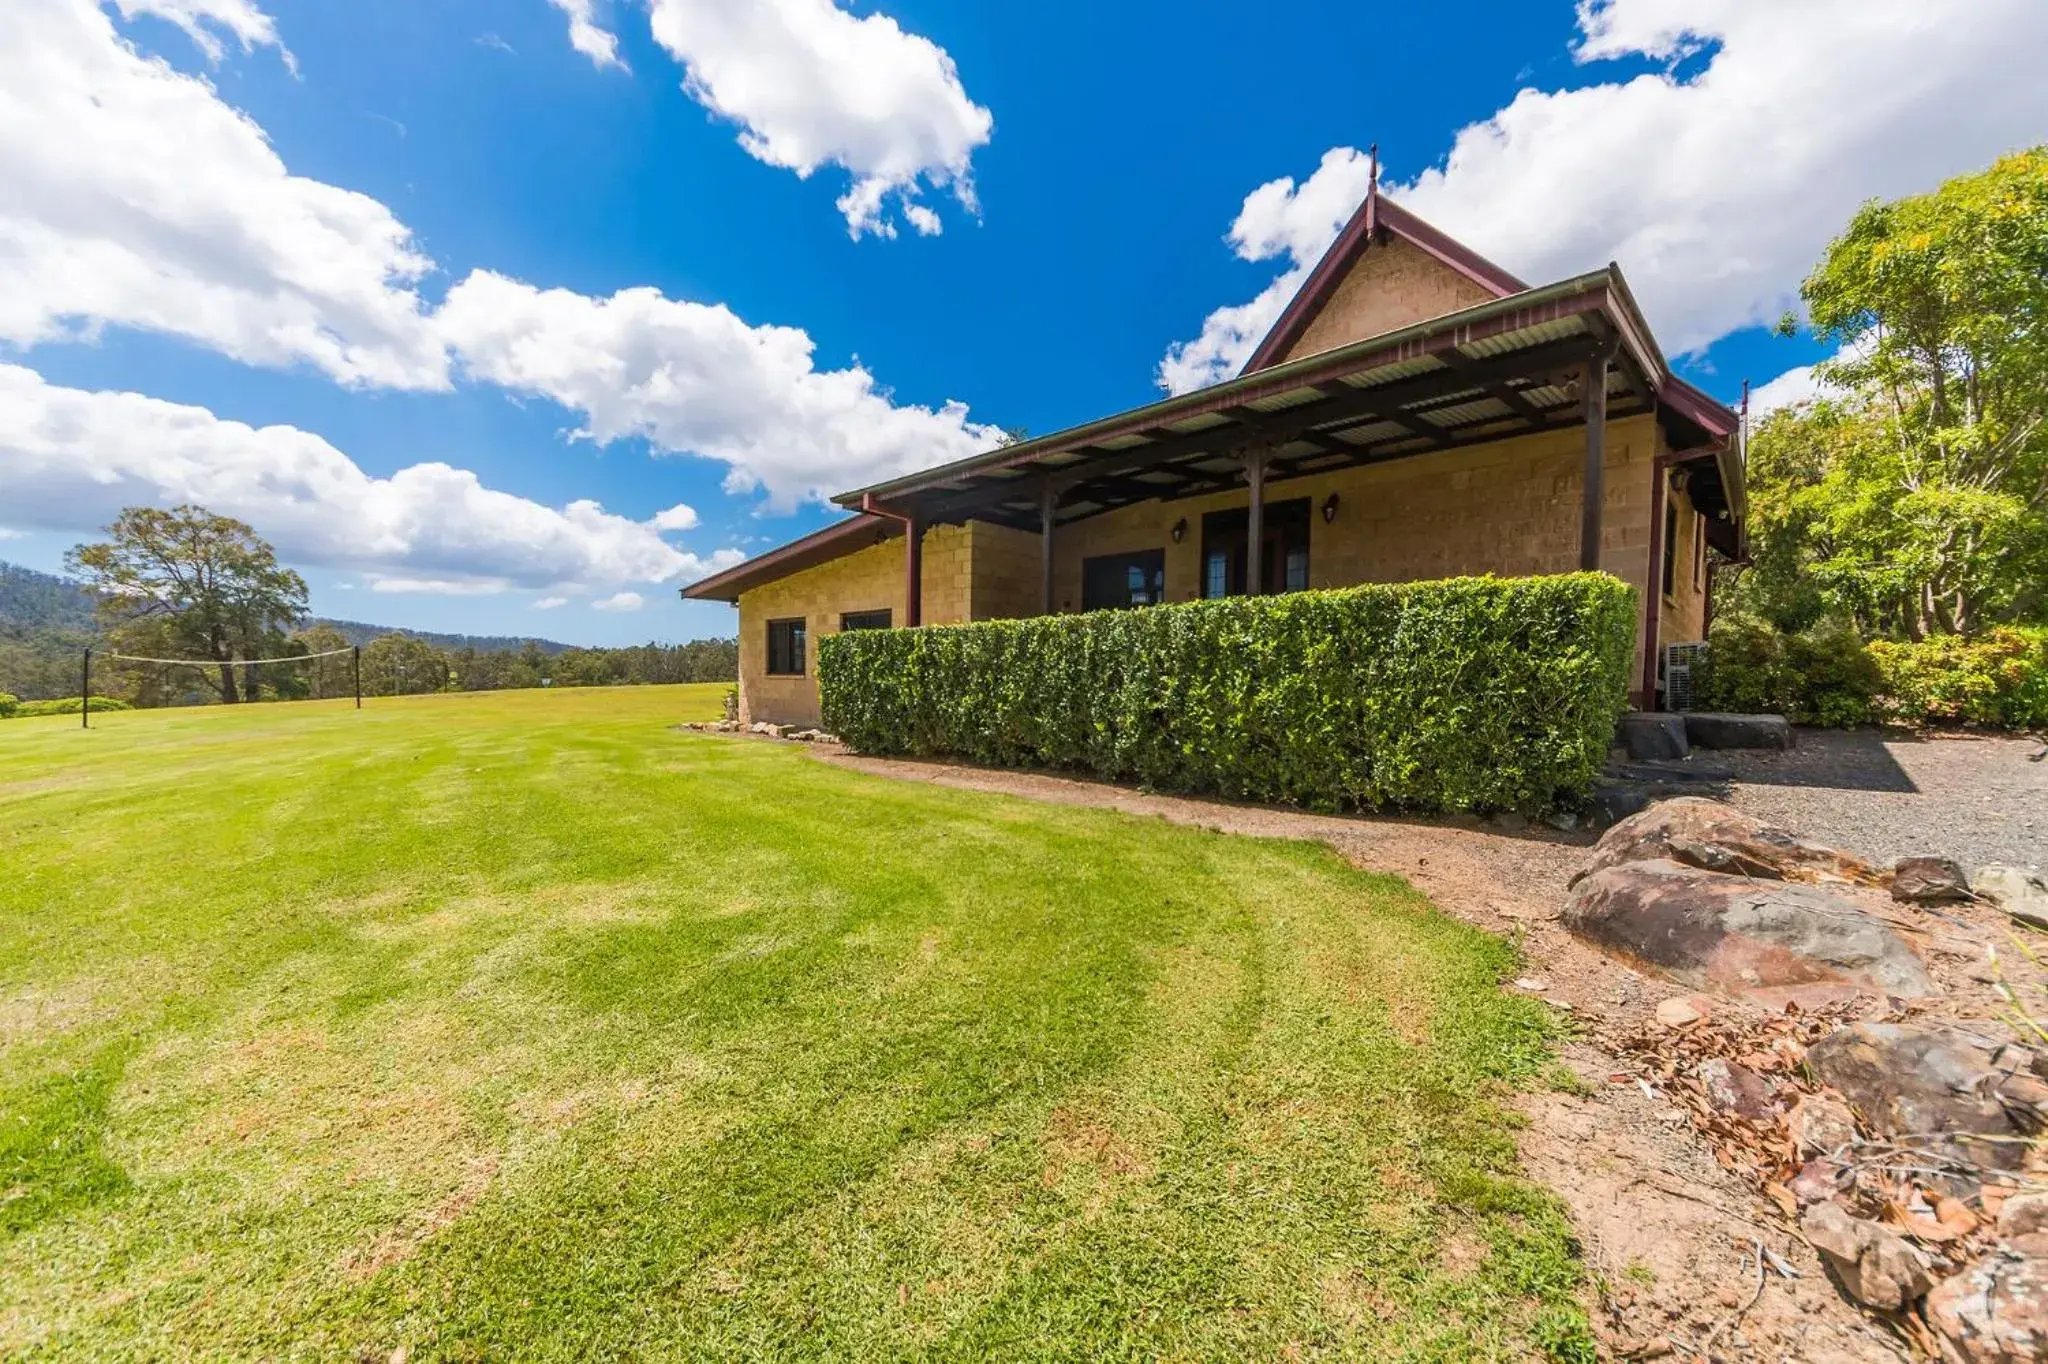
<box><xmin>74</xmin><ymin>644</ymin><xmax>363</xmax><ymax>726</ymax></box>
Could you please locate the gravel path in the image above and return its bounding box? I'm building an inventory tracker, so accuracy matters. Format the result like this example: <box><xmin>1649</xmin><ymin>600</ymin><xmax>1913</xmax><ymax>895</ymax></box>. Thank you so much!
<box><xmin>1719</xmin><ymin>729</ymin><xmax>2045</xmax><ymax>871</ymax></box>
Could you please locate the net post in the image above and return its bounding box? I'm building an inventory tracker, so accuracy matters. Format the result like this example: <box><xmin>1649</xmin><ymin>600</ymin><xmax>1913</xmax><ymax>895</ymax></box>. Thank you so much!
<box><xmin>353</xmin><ymin>646</ymin><xmax>362</xmax><ymax>710</ymax></box>
<box><xmin>81</xmin><ymin>647</ymin><xmax>91</xmax><ymax>729</ymax></box>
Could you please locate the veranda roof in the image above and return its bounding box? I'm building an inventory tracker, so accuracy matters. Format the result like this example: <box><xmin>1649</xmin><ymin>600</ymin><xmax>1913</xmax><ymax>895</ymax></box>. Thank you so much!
<box><xmin>687</xmin><ymin>262</ymin><xmax>1743</xmax><ymax>603</ymax></box>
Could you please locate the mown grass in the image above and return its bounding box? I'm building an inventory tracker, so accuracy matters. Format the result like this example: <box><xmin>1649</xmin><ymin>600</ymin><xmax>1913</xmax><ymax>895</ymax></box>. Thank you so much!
<box><xmin>0</xmin><ymin>686</ymin><xmax>1591</xmax><ymax>1360</ymax></box>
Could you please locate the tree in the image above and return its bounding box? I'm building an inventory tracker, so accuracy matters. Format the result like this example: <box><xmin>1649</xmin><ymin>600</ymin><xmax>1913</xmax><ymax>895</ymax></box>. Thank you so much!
<box><xmin>360</xmin><ymin>633</ymin><xmax>449</xmax><ymax>696</ymax></box>
<box><xmin>1741</xmin><ymin>149</ymin><xmax>2048</xmax><ymax>637</ymax></box>
<box><xmin>65</xmin><ymin>507</ymin><xmax>308</xmax><ymax>702</ymax></box>
<box><xmin>293</xmin><ymin>624</ymin><xmax>353</xmax><ymax>699</ymax></box>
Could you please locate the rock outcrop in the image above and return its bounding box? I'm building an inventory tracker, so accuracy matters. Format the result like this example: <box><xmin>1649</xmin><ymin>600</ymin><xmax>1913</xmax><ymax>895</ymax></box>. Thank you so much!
<box><xmin>1892</xmin><ymin>855</ymin><xmax>1973</xmax><ymax>903</ymax></box>
<box><xmin>1800</xmin><ymin>1200</ymin><xmax>1934</xmax><ymax>1310</ymax></box>
<box><xmin>1571</xmin><ymin>797</ymin><xmax>1884</xmax><ymax>889</ymax></box>
<box><xmin>1926</xmin><ymin>1246</ymin><xmax>2048</xmax><ymax>1362</ymax></box>
<box><xmin>1805</xmin><ymin>1023</ymin><xmax>2045</xmax><ymax>1175</ymax></box>
<box><xmin>1974</xmin><ymin>864</ymin><xmax>2048</xmax><ymax>931</ymax></box>
<box><xmin>1564</xmin><ymin>858</ymin><xmax>1935</xmax><ymax>998</ymax></box>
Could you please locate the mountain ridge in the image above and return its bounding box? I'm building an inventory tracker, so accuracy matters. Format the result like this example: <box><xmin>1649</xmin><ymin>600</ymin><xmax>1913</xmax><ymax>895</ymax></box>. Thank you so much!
<box><xmin>0</xmin><ymin>560</ymin><xmax>578</xmax><ymax>653</ymax></box>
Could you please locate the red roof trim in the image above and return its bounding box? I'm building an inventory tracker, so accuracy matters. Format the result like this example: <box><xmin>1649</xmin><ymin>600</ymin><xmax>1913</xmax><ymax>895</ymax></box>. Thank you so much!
<box><xmin>1659</xmin><ymin>374</ymin><xmax>1739</xmax><ymax>439</ymax></box>
<box><xmin>679</xmin><ymin>514</ymin><xmax>897</xmax><ymax>603</ymax></box>
<box><xmin>1239</xmin><ymin>187</ymin><xmax>1528</xmax><ymax>377</ymax></box>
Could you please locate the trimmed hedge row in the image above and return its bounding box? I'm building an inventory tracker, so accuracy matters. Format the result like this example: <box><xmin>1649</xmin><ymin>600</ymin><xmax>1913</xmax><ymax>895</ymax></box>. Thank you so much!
<box><xmin>4</xmin><ymin>696</ymin><xmax>134</xmax><ymax>718</ymax></box>
<box><xmin>819</xmin><ymin>573</ymin><xmax>1638</xmax><ymax>814</ymax></box>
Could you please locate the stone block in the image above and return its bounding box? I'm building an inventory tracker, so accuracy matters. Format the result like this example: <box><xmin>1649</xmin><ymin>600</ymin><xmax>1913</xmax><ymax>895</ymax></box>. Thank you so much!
<box><xmin>1683</xmin><ymin>712</ymin><xmax>1794</xmax><ymax>750</ymax></box>
<box><xmin>1618</xmin><ymin>711</ymin><xmax>1689</xmax><ymax>760</ymax></box>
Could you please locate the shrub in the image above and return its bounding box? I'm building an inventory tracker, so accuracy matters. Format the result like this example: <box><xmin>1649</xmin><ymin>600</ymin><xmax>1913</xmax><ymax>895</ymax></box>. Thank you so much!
<box><xmin>9</xmin><ymin>696</ymin><xmax>134</xmax><ymax>718</ymax></box>
<box><xmin>1785</xmin><ymin>618</ymin><xmax>1884</xmax><ymax>727</ymax></box>
<box><xmin>1691</xmin><ymin>614</ymin><xmax>1796</xmax><ymax>715</ymax></box>
<box><xmin>0</xmin><ymin>692</ymin><xmax>16</xmax><ymax>719</ymax></box>
<box><xmin>1868</xmin><ymin>627</ymin><xmax>2048</xmax><ymax>729</ymax></box>
<box><xmin>819</xmin><ymin>573</ymin><xmax>1638</xmax><ymax>815</ymax></box>
<box><xmin>1692</xmin><ymin>613</ymin><xmax>1881</xmax><ymax>726</ymax></box>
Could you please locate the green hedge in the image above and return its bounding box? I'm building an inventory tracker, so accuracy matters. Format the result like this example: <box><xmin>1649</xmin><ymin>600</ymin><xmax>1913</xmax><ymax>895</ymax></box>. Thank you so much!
<box><xmin>6</xmin><ymin>696</ymin><xmax>134</xmax><ymax>718</ymax></box>
<box><xmin>1869</xmin><ymin>627</ymin><xmax>2048</xmax><ymax>729</ymax></box>
<box><xmin>1693</xmin><ymin>616</ymin><xmax>2047</xmax><ymax>729</ymax></box>
<box><xmin>0</xmin><ymin>693</ymin><xmax>16</xmax><ymax>719</ymax></box>
<box><xmin>819</xmin><ymin>573</ymin><xmax>1638</xmax><ymax>815</ymax></box>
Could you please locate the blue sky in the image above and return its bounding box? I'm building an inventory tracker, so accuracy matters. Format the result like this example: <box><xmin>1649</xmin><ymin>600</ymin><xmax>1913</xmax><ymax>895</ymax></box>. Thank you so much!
<box><xmin>4</xmin><ymin>0</ymin><xmax>2045</xmax><ymax>645</ymax></box>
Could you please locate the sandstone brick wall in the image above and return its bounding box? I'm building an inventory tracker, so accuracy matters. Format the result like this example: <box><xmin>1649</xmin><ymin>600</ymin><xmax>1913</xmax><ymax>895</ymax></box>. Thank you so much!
<box><xmin>736</xmin><ymin>414</ymin><xmax>1710</xmax><ymax>724</ymax></box>
<box><xmin>736</xmin><ymin>523</ymin><xmax>973</xmax><ymax>727</ymax></box>
<box><xmin>737</xmin><ymin>521</ymin><xmax>1055</xmax><ymax>726</ymax></box>
<box><xmin>1043</xmin><ymin>414</ymin><xmax>1666</xmax><ymax>690</ymax></box>
<box><xmin>1660</xmin><ymin>470</ymin><xmax>1710</xmax><ymax>649</ymax></box>
<box><xmin>968</xmin><ymin>520</ymin><xmax>1043</xmax><ymax>623</ymax></box>
<box><xmin>1282</xmin><ymin>237</ymin><xmax>1498</xmax><ymax>365</ymax></box>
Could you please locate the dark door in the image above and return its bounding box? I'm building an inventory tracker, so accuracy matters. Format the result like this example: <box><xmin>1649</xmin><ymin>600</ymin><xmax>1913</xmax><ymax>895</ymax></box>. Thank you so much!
<box><xmin>1081</xmin><ymin>549</ymin><xmax>1167</xmax><ymax>611</ymax></box>
<box><xmin>1200</xmin><ymin>498</ymin><xmax>1310</xmax><ymax>597</ymax></box>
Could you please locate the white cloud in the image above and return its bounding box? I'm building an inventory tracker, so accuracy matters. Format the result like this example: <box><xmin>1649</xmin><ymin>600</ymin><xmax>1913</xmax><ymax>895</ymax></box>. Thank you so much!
<box><xmin>110</xmin><ymin>0</ymin><xmax>293</xmax><ymax>69</ymax></box>
<box><xmin>0</xmin><ymin>364</ymin><xmax>746</xmax><ymax>594</ymax></box>
<box><xmin>1162</xmin><ymin>0</ymin><xmax>2048</xmax><ymax>389</ymax></box>
<box><xmin>546</xmin><ymin>0</ymin><xmax>625</xmax><ymax>70</ymax></box>
<box><xmin>592</xmin><ymin>590</ymin><xmax>644</xmax><ymax>611</ymax></box>
<box><xmin>648</xmin><ymin>501</ymin><xmax>700</xmax><ymax>531</ymax></box>
<box><xmin>369</xmin><ymin>578</ymin><xmax>507</xmax><ymax>596</ymax></box>
<box><xmin>437</xmin><ymin>270</ymin><xmax>1003</xmax><ymax>509</ymax></box>
<box><xmin>643</xmin><ymin>0</ymin><xmax>991</xmax><ymax>239</ymax></box>
<box><xmin>1157</xmin><ymin>148</ymin><xmax>1375</xmax><ymax>394</ymax></box>
<box><xmin>0</xmin><ymin>0</ymin><xmax>445</xmax><ymax>388</ymax></box>
<box><xmin>0</xmin><ymin>527</ymin><xmax>25</xmax><ymax>540</ymax></box>
<box><xmin>533</xmin><ymin>595</ymin><xmax>569</xmax><ymax>609</ymax></box>
<box><xmin>1747</xmin><ymin>362</ymin><xmax>1825</xmax><ymax>418</ymax></box>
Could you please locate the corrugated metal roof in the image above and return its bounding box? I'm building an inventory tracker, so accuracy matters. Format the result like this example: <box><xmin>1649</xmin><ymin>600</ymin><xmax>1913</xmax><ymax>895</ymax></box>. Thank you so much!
<box><xmin>1243</xmin><ymin>385</ymin><xmax>1326</xmax><ymax>414</ymax></box>
<box><xmin>1458</xmin><ymin>314</ymin><xmax>1588</xmax><ymax>360</ymax></box>
<box><xmin>1423</xmin><ymin>396</ymin><xmax>1513</xmax><ymax>428</ymax></box>
<box><xmin>1327</xmin><ymin>419</ymin><xmax>1408</xmax><ymax>444</ymax></box>
<box><xmin>1347</xmin><ymin>355</ymin><xmax>1445</xmax><ymax>389</ymax></box>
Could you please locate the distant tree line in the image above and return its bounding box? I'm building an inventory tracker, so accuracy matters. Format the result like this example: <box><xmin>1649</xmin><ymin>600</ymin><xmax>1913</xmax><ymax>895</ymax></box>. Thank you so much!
<box><xmin>0</xmin><ymin>509</ymin><xmax>735</xmax><ymax>704</ymax></box>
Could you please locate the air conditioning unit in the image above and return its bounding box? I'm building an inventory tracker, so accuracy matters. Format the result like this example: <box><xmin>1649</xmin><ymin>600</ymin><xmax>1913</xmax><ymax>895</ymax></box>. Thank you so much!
<box><xmin>1663</xmin><ymin>640</ymin><xmax>1708</xmax><ymax>712</ymax></box>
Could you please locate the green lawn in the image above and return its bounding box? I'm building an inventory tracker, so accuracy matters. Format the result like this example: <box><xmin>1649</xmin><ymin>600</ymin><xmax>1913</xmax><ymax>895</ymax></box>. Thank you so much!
<box><xmin>0</xmin><ymin>686</ymin><xmax>1589</xmax><ymax>1361</ymax></box>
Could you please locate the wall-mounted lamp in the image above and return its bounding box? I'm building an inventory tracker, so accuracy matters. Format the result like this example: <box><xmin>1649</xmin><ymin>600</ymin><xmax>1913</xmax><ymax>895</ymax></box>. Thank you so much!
<box><xmin>1170</xmin><ymin>517</ymin><xmax>1188</xmax><ymax>544</ymax></box>
<box><xmin>1320</xmin><ymin>493</ymin><xmax>1341</xmax><ymax>524</ymax></box>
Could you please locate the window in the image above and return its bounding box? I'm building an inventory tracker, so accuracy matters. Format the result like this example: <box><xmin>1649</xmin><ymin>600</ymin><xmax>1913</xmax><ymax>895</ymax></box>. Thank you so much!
<box><xmin>1204</xmin><ymin>550</ymin><xmax>1229</xmax><ymax>601</ymax></box>
<box><xmin>1081</xmin><ymin>550</ymin><xmax>1166</xmax><ymax>611</ymax></box>
<box><xmin>766</xmin><ymin>618</ymin><xmax>806</xmax><ymax>675</ymax></box>
<box><xmin>1661</xmin><ymin>500</ymin><xmax>1680</xmax><ymax>600</ymax></box>
<box><xmin>1284</xmin><ymin>546</ymin><xmax>1309</xmax><ymax>593</ymax></box>
<box><xmin>1693</xmin><ymin>513</ymin><xmax>1707</xmax><ymax>590</ymax></box>
<box><xmin>840</xmin><ymin>609</ymin><xmax>892</xmax><ymax>632</ymax></box>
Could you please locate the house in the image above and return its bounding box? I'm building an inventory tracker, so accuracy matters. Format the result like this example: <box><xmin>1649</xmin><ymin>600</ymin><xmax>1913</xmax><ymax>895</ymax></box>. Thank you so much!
<box><xmin>685</xmin><ymin>172</ymin><xmax>1744</xmax><ymax>730</ymax></box>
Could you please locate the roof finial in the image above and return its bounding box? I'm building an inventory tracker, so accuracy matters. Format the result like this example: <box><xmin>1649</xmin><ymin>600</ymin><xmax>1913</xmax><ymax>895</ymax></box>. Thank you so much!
<box><xmin>1368</xmin><ymin>143</ymin><xmax>1379</xmax><ymax>198</ymax></box>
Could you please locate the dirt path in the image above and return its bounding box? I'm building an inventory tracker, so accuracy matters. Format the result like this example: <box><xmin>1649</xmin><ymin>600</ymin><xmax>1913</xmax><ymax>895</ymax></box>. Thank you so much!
<box><xmin>816</xmin><ymin>749</ymin><xmax>1914</xmax><ymax>1361</ymax></box>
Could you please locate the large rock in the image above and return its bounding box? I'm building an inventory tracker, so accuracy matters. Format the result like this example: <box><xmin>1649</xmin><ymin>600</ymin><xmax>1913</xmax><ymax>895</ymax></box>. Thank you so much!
<box><xmin>1926</xmin><ymin>1246</ymin><xmax>2048</xmax><ymax>1362</ymax></box>
<box><xmin>1892</xmin><ymin>855</ymin><xmax>1972</xmax><ymax>903</ymax></box>
<box><xmin>1805</xmin><ymin>1023</ymin><xmax>2046</xmax><ymax>1174</ymax></box>
<box><xmin>1801</xmin><ymin>1201</ymin><xmax>1933</xmax><ymax>1310</ymax></box>
<box><xmin>1571</xmin><ymin>796</ymin><xmax>1884</xmax><ymax>889</ymax></box>
<box><xmin>1564</xmin><ymin>859</ymin><xmax>1935</xmax><ymax>998</ymax></box>
<box><xmin>1974</xmin><ymin>865</ymin><xmax>2048</xmax><ymax>931</ymax></box>
<box><xmin>1685</xmin><ymin>712</ymin><xmax>1796</xmax><ymax>750</ymax></box>
<box><xmin>1619</xmin><ymin>711</ymin><xmax>1690</xmax><ymax>760</ymax></box>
